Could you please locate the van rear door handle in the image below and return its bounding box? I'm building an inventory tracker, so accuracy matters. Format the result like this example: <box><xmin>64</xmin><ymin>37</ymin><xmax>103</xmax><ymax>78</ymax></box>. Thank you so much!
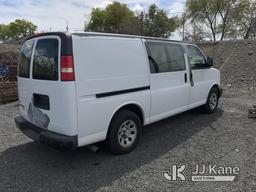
<box><xmin>184</xmin><ymin>73</ymin><xmax>187</xmax><ymax>83</ymax></box>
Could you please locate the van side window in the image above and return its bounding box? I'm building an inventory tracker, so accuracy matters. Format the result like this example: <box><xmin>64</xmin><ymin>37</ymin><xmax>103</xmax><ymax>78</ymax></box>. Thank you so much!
<box><xmin>146</xmin><ymin>43</ymin><xmax>167</xmax><ymax>73</ymax></box>
<box><xmin>146</xmin><ymin>42</ymin><xmax>186</xmax><ymax>73</ymax></box>
<box><xmin>33</xmin><ymin>39</ymin><xmax>59</xmax><ymax>81</ymax></box>
<box><xmin>19</xmin><ymin>40</ymin><xmax>35</xmax><ymax>78</ymax></box>
<box><xmin>187</xmin><ymin>45</ymin><xmax>206</xmax><ymax>69</ymax></box>
<box><xmin>165</xmin><ymin>44</ymin><xmax>186</xmax><ymax>71</ymax></box>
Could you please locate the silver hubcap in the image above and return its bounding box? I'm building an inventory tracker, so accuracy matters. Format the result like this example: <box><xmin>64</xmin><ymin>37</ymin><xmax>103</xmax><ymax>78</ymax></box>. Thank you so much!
<box><xmin>209</xmin><ymin>92</ymin><xmax>218</xmax><ymax>110</ymax></box>
<box><xmin>118</xmin><ymin>120</ymin><xmax>137</xmax><ymax>148</ymax></box>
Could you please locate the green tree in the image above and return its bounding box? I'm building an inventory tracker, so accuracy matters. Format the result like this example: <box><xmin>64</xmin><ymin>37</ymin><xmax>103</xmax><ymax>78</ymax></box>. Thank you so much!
<box><xmin>86</xmin><ymin>2</ymin><xmax>140</xmax><ymax>34</ymax></box>
<box><xmin>186</xmin><ymin>0</ymin><xmax>218</xmax><ymax>41</ymax></box>
<box><xmin>0</xmin><ymin>19</ymin><xmax>37</xmax><ymax>42</ymax></box>
<box><xmin>85</xmin><ymin>2</ymin><xmax>179</xmax><ymax>38</ymax></box>
<box><xmin>185</xmin><ymin>22</ymin><xmax>211</xmax><ymax>41</ymax></box>
<box><xmin>186</xmin><ymin>0</ymin><xmax>243</xmax><ymax>41</ymax></box>
<box><xmin>143</xmin><ymin>4</ymin><xmax>179</xmax><ymax>38</ymax></box>
<box><xmin>0</xmin><ymin>24</ymin><xmax>10</xmax><ymax>41</ymax></box>
<box><xmin>9</xmin><ymin>19</ymin><xmax>37</xmax><ymax>39</ymax></box>
<box><xmin>215</xmin><ymin>0</ymin><xmax>243</xmax><ymax>40</ymax></box>
<box><xmin>231</xmin><ymin>0</ymin><xmax>256</xmax><ymax>39</ymax></box>
<box><xmin>86</xmin><ymin>8</ymin><xmax>107</xmax><ymax>32</ymax></box>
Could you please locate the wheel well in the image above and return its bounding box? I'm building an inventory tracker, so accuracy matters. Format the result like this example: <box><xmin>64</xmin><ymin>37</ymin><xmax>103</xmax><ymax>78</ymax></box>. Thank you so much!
<box><xmin>212</xmin><ymin>84</ymin><xmax>221</xmax><ymax>97</ymax></box>
<box><xmin>113</xmin><ymin>104</ymin><xmax>144</xmax><ymax>125</ymax></box>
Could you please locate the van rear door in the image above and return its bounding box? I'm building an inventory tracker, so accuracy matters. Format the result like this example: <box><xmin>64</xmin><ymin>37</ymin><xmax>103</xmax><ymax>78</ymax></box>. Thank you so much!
<box><xmin>18</xmin><ymin>34</ymin><xmax>78</xmax><ymax>136</ymax></box>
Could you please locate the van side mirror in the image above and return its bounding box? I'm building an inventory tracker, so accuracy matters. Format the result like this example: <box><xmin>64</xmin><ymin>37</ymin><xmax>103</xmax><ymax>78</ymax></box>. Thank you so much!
<box><xmin>206</xmin><ymin>57</ymin><xmax>213</xmax><ymax>67</ymax></box>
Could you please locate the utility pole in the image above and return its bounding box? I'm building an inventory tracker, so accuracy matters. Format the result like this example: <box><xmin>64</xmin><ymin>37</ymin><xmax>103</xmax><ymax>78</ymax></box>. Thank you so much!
<box><xmin>140</xmin><ymin>11</ymin><xmax>144</xmax><ymax>36</ymax></box>
<box><xmin>66</xmin><ymin>20</ymin><xmax>69</xmax><ymax>32</ymax></box>
<box><xmin>59</xmin><ymin>17</ymin><xmax>69</xmax><ymax>32</ymax></box>
<box><xmin>182</xmin><ymin>16</ymin><xmax>185</xmax><ymax>41</ymax></box>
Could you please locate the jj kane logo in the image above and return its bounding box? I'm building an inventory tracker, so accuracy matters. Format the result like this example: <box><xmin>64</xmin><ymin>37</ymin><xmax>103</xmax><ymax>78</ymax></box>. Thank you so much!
<box><xmin>162</xmin><ymin>164</ymin><xmax>240</xmax><ymax>182</ymax></box>
<box><xmin>162</xmin><ymin>164</ymin><xmax>187</xmax><ymax>182</ymax></box>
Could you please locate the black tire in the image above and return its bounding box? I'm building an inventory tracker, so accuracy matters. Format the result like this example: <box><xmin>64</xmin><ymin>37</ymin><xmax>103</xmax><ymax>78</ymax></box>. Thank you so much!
<box><xmin>106</xmin><ymin>110</ymin><xmax>142</xmax><ymax>155</ymax></box>
<box><xmin>202</xmin><ymin>87</ymin><xmax>219</xmax><ymax>113</ymax></box>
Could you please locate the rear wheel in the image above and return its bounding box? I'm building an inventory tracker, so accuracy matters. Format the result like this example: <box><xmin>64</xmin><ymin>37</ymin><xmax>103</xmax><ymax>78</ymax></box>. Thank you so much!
<box><xmin>202</xmin><ymin>87</ymin><xmax>219</xmax><ymax>113</ymax></box>
<box><xmin>106</xmin><ymin>110</ymin><xmax>142</xmax><ymax>155</ymax></box>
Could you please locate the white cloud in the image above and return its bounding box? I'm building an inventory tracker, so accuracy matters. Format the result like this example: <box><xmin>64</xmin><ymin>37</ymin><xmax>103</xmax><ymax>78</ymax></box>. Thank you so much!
<box><xmin>131</xmin><ymin>3</ymin><xmax>144</xmax><ymax>12</ymax></box>
<box><xmin>168</xmin><ymin>0</ymin><xmax>186</xmax><ymax>16</ymax></box>
<box><xmin>0</xmin><ymin>0</ymin><xmax>115</xmax><ymax>32</ymax></box>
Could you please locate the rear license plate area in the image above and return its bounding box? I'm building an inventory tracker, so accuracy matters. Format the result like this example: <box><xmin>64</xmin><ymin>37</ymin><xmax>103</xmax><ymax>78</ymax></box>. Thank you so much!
<box><xmin>33</xmin><ymin>93</ymin><xmax>50</xmax><ymax>110</ymax></box>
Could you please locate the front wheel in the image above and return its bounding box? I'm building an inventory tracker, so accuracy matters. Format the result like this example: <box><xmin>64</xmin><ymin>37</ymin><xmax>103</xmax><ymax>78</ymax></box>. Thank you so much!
<box><xmin>106</xmin><ymin>110</ymin><xmax>142</xmax><ymax>155</ymax></box>
<box><xmin>202</xmin><ymin>87</ymin><xmax>219</xmax><ymax>113</ymax></box>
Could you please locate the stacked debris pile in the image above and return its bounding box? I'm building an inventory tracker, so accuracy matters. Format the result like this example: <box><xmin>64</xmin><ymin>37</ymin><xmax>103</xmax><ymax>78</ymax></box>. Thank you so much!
<box><xmin>198</xmin><ymin>40</ymin><xmax>256</xmax><ymax>96</ymax></box>
<box><xmin>0</xmin><ymin>43</ymin><xmax>20</xmax><ymax>103</ymax></box>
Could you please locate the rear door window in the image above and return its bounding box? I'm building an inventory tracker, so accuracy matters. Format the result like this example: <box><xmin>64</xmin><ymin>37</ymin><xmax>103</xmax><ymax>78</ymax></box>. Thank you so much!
<box><xmin>19</xmin><ymin>40</ymin><xmax>35</xmax><ymax>78</ymax></box>
<box><xmin>33</xmin><ymin>39</ymin><xmax>59</xmax><ymax>80</ymax></box>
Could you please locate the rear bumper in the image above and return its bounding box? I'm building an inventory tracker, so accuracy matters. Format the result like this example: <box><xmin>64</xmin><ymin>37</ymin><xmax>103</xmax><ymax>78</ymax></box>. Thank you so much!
<box><xmin>15</xmin><ymin>116</ymin><xmax>78</xmax><ymax>150</ymax></box>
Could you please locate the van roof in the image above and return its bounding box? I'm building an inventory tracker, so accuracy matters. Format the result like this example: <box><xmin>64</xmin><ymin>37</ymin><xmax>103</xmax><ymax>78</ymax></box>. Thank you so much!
<box><xmin>25</xmin><ymin>32</ymin><xmax>190</xmax><ymax>45</ymax></box>
<box><xmin>72</xmin><ymin>32</ymin><xmax>186</xmax><ymax>43</ymax></box>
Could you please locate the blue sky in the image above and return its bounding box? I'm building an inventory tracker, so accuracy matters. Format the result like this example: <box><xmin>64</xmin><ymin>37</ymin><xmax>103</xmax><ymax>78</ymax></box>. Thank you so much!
<box><xmin>0</xmin><ymin>0</ymin><xmax>185</xmax><ymax>39</ymax></box>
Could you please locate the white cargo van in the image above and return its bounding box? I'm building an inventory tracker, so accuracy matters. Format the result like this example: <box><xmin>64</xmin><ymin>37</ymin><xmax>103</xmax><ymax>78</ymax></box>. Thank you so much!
<box><xmin>15</xmin><ymin>32</ymin><xmax>222</xmax><ymax>154</ymax></box>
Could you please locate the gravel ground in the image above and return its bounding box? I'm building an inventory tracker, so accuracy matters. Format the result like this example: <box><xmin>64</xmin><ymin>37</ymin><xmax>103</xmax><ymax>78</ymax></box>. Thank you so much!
<box><xmin>0</xmin><ymin>88</ymin><xmax>256</xmax><ymax>192</ymax></box>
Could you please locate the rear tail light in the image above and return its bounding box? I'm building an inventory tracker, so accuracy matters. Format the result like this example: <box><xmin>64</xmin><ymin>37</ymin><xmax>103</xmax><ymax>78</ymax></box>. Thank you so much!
<box><xmin>61</xmin><ymin>56</ymin><xmax>75</xmax><ymax>81</ymax></box>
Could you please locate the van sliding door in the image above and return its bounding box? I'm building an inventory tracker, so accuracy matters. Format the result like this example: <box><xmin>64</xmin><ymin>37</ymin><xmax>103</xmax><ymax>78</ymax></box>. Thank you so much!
<box><xmin>145</xmin><ymin>41</ymin><xmax>190</xmax><ymax>122</ymax></box>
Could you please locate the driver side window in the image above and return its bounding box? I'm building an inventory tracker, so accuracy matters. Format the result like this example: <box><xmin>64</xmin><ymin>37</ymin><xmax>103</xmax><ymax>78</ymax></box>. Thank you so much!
<box><xmin>187</xmin><ymin>45</ymin><xmax>206</xmax><ymax>69</ymax></box>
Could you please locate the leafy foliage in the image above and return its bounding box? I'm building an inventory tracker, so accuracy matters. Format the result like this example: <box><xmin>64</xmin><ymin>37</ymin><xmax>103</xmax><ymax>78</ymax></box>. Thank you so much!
<box><xmin>143</xmin><ymin>4</ymin><xmax>180</xmax><ymax>38</ymax></box>
<box><xmin>230</xmin><ymin>0</ymin><xmax>256</xmax><ymax>39</ymax></box>
<box><xmin>0</xmin><ymin>24</ymin><xmax>10</xmax><ymax>41</ymax></box>
<box><xmin>185</xmin><ymin>22</ymin><xmax>211</xmax><ymax>41</ymax></box>
<box><xmin>185</xmin><ymin>0</ymin><xmax>245</xmax><ymax>41</ymax></box>
<box><xmin>0</xmin><ymin>19</ymin><xmax>37</xmax><ymax>42</ymax></box>
<box><xmin>85</xmin><ymin>2</ymin><xmax>179</xmax><ymax>38</ymax></box>
<box><xmin>86</xmin><ymin>2</ymin><xmax>139</xmax><ymax>34</ymax></box>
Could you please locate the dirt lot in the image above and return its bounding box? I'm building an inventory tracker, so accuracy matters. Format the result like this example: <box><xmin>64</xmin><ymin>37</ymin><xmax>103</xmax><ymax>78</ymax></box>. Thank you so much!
<box><xmin>0</xmin><ymin>87</ymin><xmax>255</xmax><ymax>192</ymax></box>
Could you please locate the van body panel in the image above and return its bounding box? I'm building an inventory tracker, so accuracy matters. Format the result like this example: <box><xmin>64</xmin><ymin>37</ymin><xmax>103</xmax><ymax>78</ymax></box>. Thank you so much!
<box><xmin>18</xmin><ymin>78</ymin><xmax>33</xmax><ymax>121</ymax></box>
<box><xmin>72</xmin><ymin>36</ymin><xmax>149</xmax><ymax>95</ymax></box>
<box><xmin>76</xmin><ymin>93</ymin><xmax>150</xmax><ymax>146</ymax></box>
<box><xmin>72</xmin><ymin>36</ymin><xmax>151</xmax><ymax>144</ymax></box>
<box><xmin>185</xmin><ymin>45</ymin><xmax>221</xmax><ymax>108</ymax></box>
<box><xmin>149</xmin><ymin>72</ymin><xmax>190</xmax><ymax>123</ymax></box>
<box><xmin>18</xmin><ymin>35</ymin><xmax>78</xmax><ymax>136</ymax></box>
<box><xmin>29</xmin><ymin>81</ymin><xmax>78</xmax><ymax>136</ymax></box>
<box><xmin>16</xmin><ymin>32</ymin><xmax>222</xmax><ymax>150</ymax></box>
<box><xmin>189</xmin><ymin>68</ymin><xmax>220</xmax><ymax>107</ymax></box>
<box><xmin>145</xmin><ymin>41</ymin><xmax>191</xmax><ymax>124</ymax></box>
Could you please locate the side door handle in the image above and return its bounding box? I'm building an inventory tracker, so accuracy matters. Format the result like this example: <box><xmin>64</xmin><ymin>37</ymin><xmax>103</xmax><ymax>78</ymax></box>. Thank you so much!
<box><xmin>190</xmin><ymin>72</ymin><xmax>194</xmax><ymax>87</ymax></box>
<box><xmin>184</xmin><ymin>73</ymin><xmax>187</xmax><ymax>83</ymax></box>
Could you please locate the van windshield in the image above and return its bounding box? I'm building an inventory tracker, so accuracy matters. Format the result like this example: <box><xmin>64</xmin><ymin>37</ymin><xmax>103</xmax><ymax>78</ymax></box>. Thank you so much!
<box><xmin>19</xmin><ymin>40</ymin><xmax>35</xmax><ymax>78</ymax></box>
<box><xmin>32</xmin><ymin>39</ymin><xmax>59</xmax><ymax>81</ymax></box>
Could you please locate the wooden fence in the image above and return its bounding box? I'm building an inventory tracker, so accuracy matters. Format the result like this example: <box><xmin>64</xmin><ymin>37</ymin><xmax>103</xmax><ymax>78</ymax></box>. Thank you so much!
<box><xmin>0</xmin><ymin>82</ymin><xmax>18</xmax><ymax>103</ymax></box>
